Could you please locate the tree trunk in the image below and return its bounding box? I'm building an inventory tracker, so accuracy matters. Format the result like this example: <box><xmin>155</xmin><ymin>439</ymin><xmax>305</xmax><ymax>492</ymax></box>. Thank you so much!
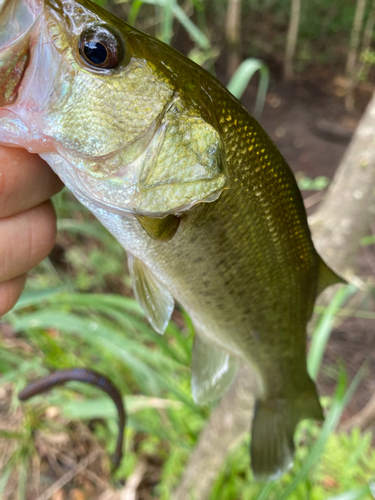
<box><xmin>361</xmin><ymin>0</ymin><xmax>375</xmax><ymax>52</ymax></box>
<box><xmin>172</xmin><ymin>93</ymin><xmax>375</xmax><ymax>500</ymax></box>
<box><xmin>345</xmin><ymin>0</ymin><xmax>367</xmax><ymax>111</ymax></box>
<box><xmin>225</xmin><ymin>0</ymin><xmax>242</xmax><ymax>76</ymax></box>
<box><xmin>309</xmin><ymin>92</ymin><xmax>375</xmax><ymax>276</ymax></box>
<box><xmin>172</xmin><ymin>367</ymin><xmax>256</xmax><ymax>500</ymax></box>
<box><xmin>284</xmin><ymin>0</ymin><xmax>301</xmax><ymax>82</ymax></box>
<box><xmin>346</xmin><ymin>0</ymin><xmax>367</xmax><ymax>76</ymax></box>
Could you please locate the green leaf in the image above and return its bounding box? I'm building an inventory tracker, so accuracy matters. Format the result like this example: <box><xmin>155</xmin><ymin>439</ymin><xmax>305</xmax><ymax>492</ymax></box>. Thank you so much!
<box><xmin>360</xmin><ymin>235</ymin><xmax>375</xmax><ymax>247</ymax></box>
<box><xmin>227</xmin><ymin>58</ymin><xmax>269</xmax><ymax>117</ymax></box>
<box><xmin>297</xmin><ymin>175</ymin><xmax>330</xmax><ymax>191</ymax></box>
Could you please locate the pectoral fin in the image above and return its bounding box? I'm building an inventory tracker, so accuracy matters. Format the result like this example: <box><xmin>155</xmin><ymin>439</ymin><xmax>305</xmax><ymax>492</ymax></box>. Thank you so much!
<box><xmin>128</xmin><ymin>254</ymin><xmax>174</xmax><ymax>334</ymax></box>
<box><xmin>191</xmin><ymin>335</ymin><xmax>239</xmax><ymax>404</ymax></box>
<box><xmin>316</xmin><ymin>257</ymin><xmax>346</xmax><ymax>298</ymax></box>
<box><xmin>137</xmin><ymin>214</ymin><xmax>180</xmax><ymax>242</ymax></box>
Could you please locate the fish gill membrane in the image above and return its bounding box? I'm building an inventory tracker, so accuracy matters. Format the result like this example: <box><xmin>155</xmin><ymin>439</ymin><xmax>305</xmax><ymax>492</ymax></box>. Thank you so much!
<box><xmin>1</xmin><ymin>0</ymin><xmax>345</xmax><ymax>481</ymax></box>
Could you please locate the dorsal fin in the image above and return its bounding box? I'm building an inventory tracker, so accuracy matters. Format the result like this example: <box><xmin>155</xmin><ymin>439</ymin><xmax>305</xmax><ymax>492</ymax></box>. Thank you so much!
<box><xmin>191</xmin><ymin>335</ymin><xmax>239</xmax><ymax>404</ymax></box>
<box><xmin>316</xmin><ymin>257</ymin><xmax>346</xmax><ymax>298</ymax></box>
<box><xmin>128</xmin><ymin>254</ymin><xmax>174</xmax><ymax>334</ymax></box>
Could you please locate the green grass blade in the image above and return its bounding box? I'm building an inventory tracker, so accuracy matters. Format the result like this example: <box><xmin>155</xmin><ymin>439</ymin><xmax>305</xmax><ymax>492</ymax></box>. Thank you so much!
<box><xmin>226</xmin><ymin>59</ymin><xmax>269</xmax><ymax>116</ymax></box>
<box><xmin>313</xmin><ymin>305</ymin><xmax>375</xmax><ymax>321</ymax></box>
<box><xmin>48</xmin><ymin>292</ymin><xmax>144</xmax><ymax>317</ymax></box>
<box><xmin>46</xmin><ymin>294</ymin><xmax>190</xmax><ymax>364</ymax></box>
<box><xmin>172</xmin><ymin>3</ymin><xmax>210</xmax><ymax>50</ymax></box>
<box><xmin>255</xmin><ymin>480</ymin><xmax>275</xmax><ymax>500</ymax></box>
<box><xmin>9</xmin><ymin>287</ymin><xmax>69</xmax><ymax>312</ymax></box>
<box><xmin>57</xmin><ymin>218</ymin><xmax>110</xmax><ymax>240</ymax></box>
<box><xmin>11</xmin><ymin>310</ymin><xmax>176</xmax><ymax>370</ymax></box>
<box><xmin>0</xmin><ymin>463</ymin><xmax>12</xmax><ymax>496</ymax></box>
<box><xmin>10</xmin><ymin>290</ymin><xmax>191</xmax><ymax>368</ymax></box>
<box><xmin>127</xmin><ymin>0</ymin><xmax>143</xmax><ymax>26</ymax></box>
<box><xmin>17</xmin><ymin>458</ymin><xmax>28</xmax><ymax>500</ymax></box>
<box><xmin>0</xmin><ymin>429</ymin><xmax>25</xmax><ymax>439</ymax></box>
<box><xmin>308</xmin><ymin>284</ymin><xmax>357</xmax><ymax>381</ymax></box>
<box><xmin>60</xmin><ymin>395</ymin><xmax>182</xmax><ymax>419</ymax></box>
<box><xmin>161</xmin><ymin>0</ymin><xmax>175</xmax><ymax>45</ymax></box>
<box><xmin>325</xmin><ymin>485</ymin><xmax>372</xmax><ymax>500</ymax></box>
<box><xmin>140</xmin><ymin>0</ymin><xmax>210</xmax><ymax>50</ymax></box>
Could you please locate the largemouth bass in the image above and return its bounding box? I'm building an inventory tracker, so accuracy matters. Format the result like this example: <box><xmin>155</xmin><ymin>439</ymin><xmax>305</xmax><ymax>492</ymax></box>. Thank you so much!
<box><xmin>0</xmin><ymin>0</ymin><xmax>343</xmax><ymax>479</ymax></box>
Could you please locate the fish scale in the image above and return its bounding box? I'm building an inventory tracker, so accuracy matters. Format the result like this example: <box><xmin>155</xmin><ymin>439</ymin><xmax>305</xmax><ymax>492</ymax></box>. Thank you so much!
<box><xmin>0</xmin><ymin>0</ymin><xmax>343</xmax><ymax>480</ymax></box>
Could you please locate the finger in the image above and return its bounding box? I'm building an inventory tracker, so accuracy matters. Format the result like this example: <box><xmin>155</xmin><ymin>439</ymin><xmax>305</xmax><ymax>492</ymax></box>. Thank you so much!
<box><xmin>0</xmin><ymin>147</ymin><xmax>64</xmax><ymax>218</ymax></box>
<box><xmin>0</xmin><ymin>274</ymin><xmax>27</xmax><ymax>317</ymax></box>
<box><xmin>0</xmin><ymin>200</ymin><xmax>57</xmax><ymax>283</ymax></box>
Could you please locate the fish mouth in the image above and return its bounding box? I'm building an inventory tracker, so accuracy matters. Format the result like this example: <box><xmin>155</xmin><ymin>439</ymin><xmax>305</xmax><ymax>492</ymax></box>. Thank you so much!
<box><xmin>0</xmin><ymin>0</ymin><xmax>42</xmax><ymax>107</ymax></box>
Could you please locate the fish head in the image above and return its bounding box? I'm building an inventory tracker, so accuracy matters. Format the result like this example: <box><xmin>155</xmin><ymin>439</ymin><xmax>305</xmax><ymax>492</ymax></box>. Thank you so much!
<box><xmin>0</xmin><ymin>0</ymin><xmax>227</xmax><ymax>217</ymax></box>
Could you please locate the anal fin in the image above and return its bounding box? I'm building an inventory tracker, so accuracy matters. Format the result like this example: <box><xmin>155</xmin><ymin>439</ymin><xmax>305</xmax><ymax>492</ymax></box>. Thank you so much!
<box><xmin>251</xmin><ymin>378</ymin><xmax>324</xmax><ymax>480</ymax></box>
<box><xmin>128</xmin><ymin>254</ymin><xmax>174</xmax><ymax>334</ymax></box>
<box><xmin>191</xmin><ymin>335</ymin><xmax>239</xmax><ymax>404</ymax></box>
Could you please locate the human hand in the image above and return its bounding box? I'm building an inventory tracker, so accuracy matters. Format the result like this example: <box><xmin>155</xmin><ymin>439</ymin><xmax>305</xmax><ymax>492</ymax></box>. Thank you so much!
<box><xmin>0</xmin><ymin>147</ymin><xmax>64</xmax><ymax>316</ymax></box>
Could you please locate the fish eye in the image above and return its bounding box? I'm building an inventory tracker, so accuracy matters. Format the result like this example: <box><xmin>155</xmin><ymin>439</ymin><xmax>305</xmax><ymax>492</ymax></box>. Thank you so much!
<box><xmin>79</xmin><ymin>26</ymin><xmax>122</xmax><ymax>70</ymax></box>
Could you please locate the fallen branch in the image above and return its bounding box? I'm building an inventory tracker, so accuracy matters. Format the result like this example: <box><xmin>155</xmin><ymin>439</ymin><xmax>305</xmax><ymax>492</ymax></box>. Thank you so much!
<box><xmin>340</xmin><ymin>391</ymin><xmax>375</xmax><ymax>432</ymax></box>
<box><xmin>35</xmin><ymin>450</ymin><xmax>102</xmax><ymax>500</ymax></box>
<box><xmin>56</xmin><ymin>451</ymin><xmax>110</xmax><ymax>490</ymax></box>
<box><xmin>121</xmin><ymin>459</ymin><xmax>148</xmax><ymax>500</ymax></box>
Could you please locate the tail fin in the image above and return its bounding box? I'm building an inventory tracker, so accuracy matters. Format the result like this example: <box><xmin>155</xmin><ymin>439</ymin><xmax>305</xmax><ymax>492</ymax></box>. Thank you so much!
<box><xmin>250</xmin><ymin>381</ymin><xmax>323</xmax><ymax>480</ymax></box>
